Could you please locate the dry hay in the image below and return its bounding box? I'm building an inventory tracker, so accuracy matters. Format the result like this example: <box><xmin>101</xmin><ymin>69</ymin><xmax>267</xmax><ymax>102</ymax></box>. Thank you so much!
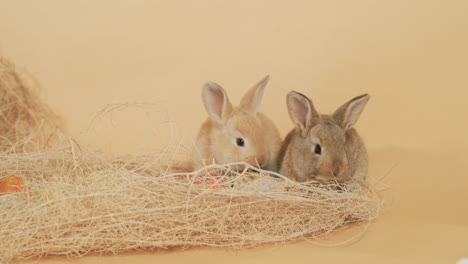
<box><xmin>0</xmin><ymin>58</ymin><xmax>382</xmax><ymax>263</ymax></box>
<box><xmin>0</xmin><ymin>58</ymin><xmax>62</xmax><ymax>152</ymax></box>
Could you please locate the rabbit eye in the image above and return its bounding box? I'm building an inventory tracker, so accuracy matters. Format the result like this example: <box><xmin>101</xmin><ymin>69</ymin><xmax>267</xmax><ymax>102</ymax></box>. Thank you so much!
<box><xmin>314</xmin><ymin>144</ymin><xmax>322</xmax><ymax>155</ymax></box>
<box><xmin>236</xmin><ymin>138</ymin><xmax>245</xmax><ymax>147</ymax></box>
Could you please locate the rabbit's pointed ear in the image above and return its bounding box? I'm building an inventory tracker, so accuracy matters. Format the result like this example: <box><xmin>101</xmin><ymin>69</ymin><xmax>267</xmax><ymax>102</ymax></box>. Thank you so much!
<box><xmin>202</xmin><ymin>82</ymin><xmax>233</xmax><ymax>123</ymax></box>
<box><xmin>333</xmin><ymin>94</ymin><xmax>370</xmax><ymax>130</ymax></box>
<box><xmin>239</xmin><ymin>75</ymin><xmax>269</xmax><ymax>114</ymax></box>
<box><xmin>286</xmin><ymin>91</ymin><xmax>319</xmax><ymax>136</ymax></box>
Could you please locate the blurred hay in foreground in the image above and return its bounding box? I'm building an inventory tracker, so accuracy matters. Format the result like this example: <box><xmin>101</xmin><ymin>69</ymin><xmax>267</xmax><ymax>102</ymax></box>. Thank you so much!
<box><xmin>0</xmin><ymin>58</ymin><xmax>382</xmax><ymax>263</ymax></box>
<box><xmin>0</xmin><ymin>58</ymin><xmax>63</xmax><ymax>152</ymax></box>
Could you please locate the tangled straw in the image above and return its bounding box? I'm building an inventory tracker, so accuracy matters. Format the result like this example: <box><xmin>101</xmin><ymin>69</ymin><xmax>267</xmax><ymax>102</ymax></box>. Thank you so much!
<box><xmin>0</xmin><ymin>58</ymin><xmax>382</xmax><ymax>263</ymax></box>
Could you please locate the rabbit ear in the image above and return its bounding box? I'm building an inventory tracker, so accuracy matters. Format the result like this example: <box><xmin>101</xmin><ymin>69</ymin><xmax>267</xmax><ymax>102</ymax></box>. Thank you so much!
<box><xmin>286</xmin><ymin>91</ymin><xmax>319</xmax><ymax>136</ymax></box>
<box><xmin>239</xmin><ymin>75</ymin><xmax>269</xmax><ymax>114</ymax></box>
<box><xmin>202</xmin><ymin>82</ymin><xmax>233</xmax><ymax>123</ymax></box>
<box><xmin>333</xmin><ymin>94</ymin><xmax>370</xmax><ymax>130</ymax></box>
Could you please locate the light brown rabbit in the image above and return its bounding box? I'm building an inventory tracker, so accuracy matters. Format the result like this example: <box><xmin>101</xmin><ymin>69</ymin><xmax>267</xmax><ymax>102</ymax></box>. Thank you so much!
<box><xmin>278</xmin><ymin>92</ymin><xmax>370</xmax><ymax>184</ymax></box>
<box><xmin>192</xmin><ymin>76</ymin><xmax>281</xmax><ymax>172</ymax></box>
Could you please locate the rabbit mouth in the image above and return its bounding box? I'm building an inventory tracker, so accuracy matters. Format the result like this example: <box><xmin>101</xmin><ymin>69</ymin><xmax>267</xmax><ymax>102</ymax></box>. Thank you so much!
<box><xmin>312</xmin><ymin>174</ymin><xmax>353</xmax><ymax>185</ymax></box>
<box><xmin>227</xmin><ymin>163</ymin><xmax>247</xmax><ymax>172</ymax></box>
<box><xmin>308</xmin><ymin>175</ymin><xmax>328</xmax><ymax>183</ymax></box>
<box><xmin>228</xmin><ymin>162</ymin><xmax>264</xmax><ymax>172</ymax></box>
<box><xmin>232</xmin><ymin>155</ymin><xmax>266</xmax><ymax>171</ymax></box>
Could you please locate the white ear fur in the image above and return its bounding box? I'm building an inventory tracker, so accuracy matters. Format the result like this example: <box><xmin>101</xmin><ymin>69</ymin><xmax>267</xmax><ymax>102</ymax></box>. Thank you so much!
<box><xmin>202</xmin><ymin>82</ymin><xmax>232</xmax><ymax>123</ymax></box>
<box><xmin>286</xmin><ymin>91</ymin><xmax>318</xmax><ymax>136</ymax></box>
<box><xmin>335</xmin><ymin>94</ymin><xmax>370</xmax><ymax>130</ymax></box>
<box><xmin>239</xmin><ymin>75</ymin><xmax>269</xmax><ymax>114</ymax></box>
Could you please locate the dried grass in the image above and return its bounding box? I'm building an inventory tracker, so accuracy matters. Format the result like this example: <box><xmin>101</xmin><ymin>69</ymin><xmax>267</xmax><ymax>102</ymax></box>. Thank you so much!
<box><xmin>0</xmin><ymin>58</ymin><xmax>382</xmax><ymax>263</ymax></box>
<box><xmin>0</xmin><ymin>58</ymin><xmax>62</xmax><ymax>152</ymax></box>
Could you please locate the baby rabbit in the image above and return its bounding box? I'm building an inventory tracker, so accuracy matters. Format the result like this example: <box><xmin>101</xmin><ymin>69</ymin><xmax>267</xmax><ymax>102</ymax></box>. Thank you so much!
<box><xmin>192</xmin><ymin>76</ymin><xmax>281</xmax><ymax>172</ymax></box>
<box><xmin>278</xmin><ymin>92</ymin><xmax>370</xmax><ymax>184</ymax></box>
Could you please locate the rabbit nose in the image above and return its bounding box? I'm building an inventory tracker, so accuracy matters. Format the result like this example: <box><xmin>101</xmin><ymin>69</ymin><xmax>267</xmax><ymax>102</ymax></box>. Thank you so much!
<box><xmin>333</xmin><ymin>165</ymin><xmax>349</xmax><ymax>178</ymax></box>
<box><xmin>332</xmin><ymin>160</ymin><xmax>348</xmax><ymax>177</ymax></box>
<box><xmin>245</xmin><ymin>156</ymin><xmax>265</xmax><ymax>168</ymax></box>
<box><xmin>255</xmin><ymin>157</ymin><xmax>266</xmax><ymax>168</ymax></box>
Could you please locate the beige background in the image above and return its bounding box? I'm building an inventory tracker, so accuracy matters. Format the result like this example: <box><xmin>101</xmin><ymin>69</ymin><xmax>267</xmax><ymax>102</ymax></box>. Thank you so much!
<box><xmin>1</xmin><ymin>0</ymin><xmax>467</xmax><ymax>263</ymax></box>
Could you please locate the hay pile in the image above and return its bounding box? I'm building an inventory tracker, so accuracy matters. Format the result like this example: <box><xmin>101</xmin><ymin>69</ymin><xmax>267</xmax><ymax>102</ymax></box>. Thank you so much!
<box><xmin>0</xmin><ymin>58</ymin><xmax>62</xmax><ymax>152</ymax></box>
<box><xmin>0</xmin><ymin>58</ymin><xmax>382</xmax><ymax>263</ymax></box>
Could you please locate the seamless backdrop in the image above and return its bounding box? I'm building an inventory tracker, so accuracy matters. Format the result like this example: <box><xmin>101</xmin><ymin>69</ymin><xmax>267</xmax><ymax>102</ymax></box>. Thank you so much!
<box><xmin>1</xmin><ymin>0</ymin><xmax>467</xmax><ymax>263</ymax></box>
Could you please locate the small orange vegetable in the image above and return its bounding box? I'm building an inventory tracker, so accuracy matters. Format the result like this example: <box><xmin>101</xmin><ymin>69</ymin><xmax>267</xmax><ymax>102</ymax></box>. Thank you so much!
<box><xmin>0</xmin><ymin>176</ymin><xmax>31</xmax><ymax>195</ymax></box>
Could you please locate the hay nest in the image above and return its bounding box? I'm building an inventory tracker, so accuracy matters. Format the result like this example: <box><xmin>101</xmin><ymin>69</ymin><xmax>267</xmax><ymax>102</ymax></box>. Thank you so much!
<box><xmin>0</xmin><ymin>58</ymin><xmax>382</xmax><ymax>263</ymax></box>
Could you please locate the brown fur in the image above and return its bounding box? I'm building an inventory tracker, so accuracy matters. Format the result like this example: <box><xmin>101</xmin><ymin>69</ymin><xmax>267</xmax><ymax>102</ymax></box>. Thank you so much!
<box><xmin>193</xmin><ymin>76</ymin><xmax>281</xmax><ymax>171</ymax></box>
<box><xmin>279</xmin><ymin>92</ymin><xmax>369</xmax><ymax>184</ymax></box>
